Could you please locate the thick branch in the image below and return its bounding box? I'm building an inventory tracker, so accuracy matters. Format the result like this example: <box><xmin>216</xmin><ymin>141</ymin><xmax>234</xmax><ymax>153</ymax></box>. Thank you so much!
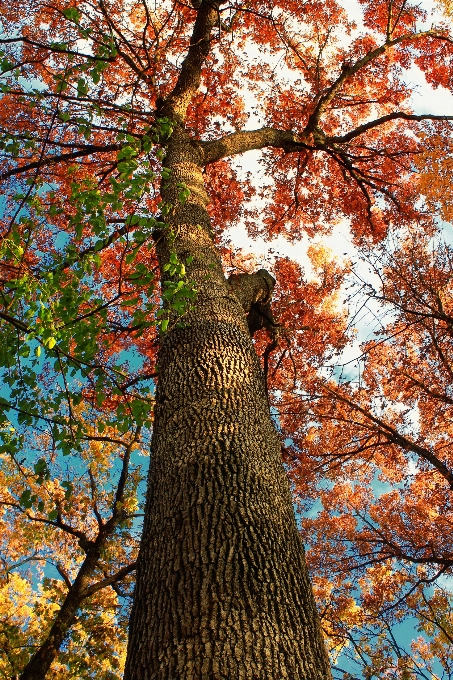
<box><xmin>119</xmin><ymin>371</ymin><xmax>158</xmax><ymax>390</ymax></box>
<box><xmin>304</xmin><ymin>30</ymin><xmax>453</xmax><ymax>136</ymax></box>
<box><xmin>56</xmin><ymin>563</ymin><xmax>72</xmax><ymax>590</ymax></box>
<box><xmin>20</xmin><ymin>539</ymin><xmax>103</xmax><ymax>680</ymax></box>
<box><xmin>160</xmin><ymin>0</ymin><xmax>221</xmax><ymax>121</ymax></box>
<box><xmin>198</xmin><ymin>111</ymin><xmax>451</xmax><ymax>166</ymax></box>
<box><xmin>227</xmin><ymin>268</ymin><xmax>282</xmax><ymax>338</ymax></box>
<box><xmin>19</xmin><ymin>489</ymin><xmax>137</xmax><ymax>679</ymax></box>
<box><xmin>228</xmin><ymin>268</ymin><xmax>276</xmax><ymax>313</ymax></box>
<box><xmin>1</xmin><ymin>501</ymin><xmax>92</xmax><ymax>547</ymax></box>
<box><xmin>80</xmin><ymin>561</ymin><xmax>137</xmax><ymax>599</ymax></box>
<box><xmin>329</xmin><ymin>112</ymin><xmax>453</xmax><ymax>144</ymax></box>
<box><xmin>201</xmin><ymin>127</ymin><xmax>308</xmax><ymax>164</ymax></box>
<box><xmin>401</xmin><ymin>371</ymin><xmax>453</xmax><ymax>406</ymax></box>
<box><xmin>106</xmin><ymin>429</ymin><xmax>141</xmax><ymax>528</ymax></box>
<box><xmin>0</xmin><ymin>310</ymin><xmax>28</xmax><ymax>332</ymax></box>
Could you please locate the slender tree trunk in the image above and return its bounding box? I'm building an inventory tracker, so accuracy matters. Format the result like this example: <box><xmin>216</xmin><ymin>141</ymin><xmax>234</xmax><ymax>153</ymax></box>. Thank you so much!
<box><xmin>124</xmin><ymin>126</ymin><xmax>332</xmax><ymax>679</ymax></box>
<box><xmin>19</xmin><ymin>441</ymin><xmax>136</xmax><ymax>679</ymax></box>
<box><xmin>19</xmin><ymin>542</ymin><xmax>102</xmax><ymax>680</ymax></box>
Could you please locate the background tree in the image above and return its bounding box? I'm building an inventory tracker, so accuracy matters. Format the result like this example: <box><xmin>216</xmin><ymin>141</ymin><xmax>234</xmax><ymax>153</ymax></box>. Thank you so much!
<box><xmin>0</xmin><ymin>414</ymin><xmax>144</xmax><ymax>679</ymax></box>
<box><xmin>0</xmin><ymin>0</ymin><xmax>453</xmax><ymax>677</ymax></box>
<box><xmin>288</xmin><ymin>224</ymin><xmax>453</xmax><ymax>678</ymax></box>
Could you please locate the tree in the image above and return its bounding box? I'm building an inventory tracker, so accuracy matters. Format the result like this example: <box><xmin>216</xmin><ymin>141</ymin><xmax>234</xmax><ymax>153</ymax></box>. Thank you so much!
<box><xmin>288</xmin><ymin>224</ymin><xmax>453</xmax><ymax>678</ymax></box>
<box><xmin>0</xmin><ymin>413</ymin><xmax>144</xmax><ymax>679</ymax></box>
<box><xmin>0</xmin><ymin>0</ymin><xmax>453</xmax><ymax>677</ymax></box>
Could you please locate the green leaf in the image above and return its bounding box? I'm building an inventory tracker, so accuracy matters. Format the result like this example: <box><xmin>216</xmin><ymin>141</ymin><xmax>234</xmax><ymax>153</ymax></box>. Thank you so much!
<box><xmin>117</xmin><ymin>146</ymin><xmax>137</xmax><ymax>161</ymax></box>
<box><xmin>58</xmin><ymin>111</ymin><xmax>70</xmax><ymax>123</ymax></box>
<box><xmin>62</xmin><ymin>7</ymin><xmax>81</xmax><ymax>22</ymax></box>
<box><xmin>50</xmin><ymin>41</ymin><xmax>68</xmax><ymax>51</ymax></box>
<box><xmin>34</xmin><ymin>459</ymin><xmax>47</xmax><ymax>475</ymax></box>
<box><xmin>0</xmin><ymin>58</ymin><xmax>14</xmax><ymax>73</ymax></box>
<box><xmin>77</xmin><ymin>78</ymin><xmax>88</xmax><ymax>97</ymax></box>
<box><xmin>62</xmin><ymin>481</ymin><xmax>73</xmax><ymax>500</ymax></box>
<box><xmin>90</xmin><ymin>69</ymin><xmax>101</xmax><ymax>84</ymax></box>
<box><xmin>20</xmin><ymin>489</ymin><xmax>32</xmax><ymax>507</ymax></box>
<box><xmin>142</xmin><ymin>135</ymin><xmax>153</xmax><ymax>153</ymax></box>
<box><xmin>55</xmin><ymin>77</ymin><xmax>68</xmax><ymax>93</ymax></box>
<box><xmin>178</xmin><ymin>188</ymin><xmax>190</xmax><ymax>204</ymax></box>
<box><xmin>120</xmin><ymin>297</ymin><xmax>140</xmax><ymax>307</ymax></box>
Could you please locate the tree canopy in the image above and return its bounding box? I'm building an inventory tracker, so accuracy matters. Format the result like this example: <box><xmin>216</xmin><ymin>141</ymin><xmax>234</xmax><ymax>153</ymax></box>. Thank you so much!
<box><xmin>0</xmin><ymin>0</ymin><xmax>453</xmax><ymax>677</ymax></box>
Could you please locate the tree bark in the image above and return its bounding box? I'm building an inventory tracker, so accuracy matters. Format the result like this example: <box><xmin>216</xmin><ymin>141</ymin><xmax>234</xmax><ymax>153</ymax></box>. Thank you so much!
<box><xmin>124</xmin><ymin>126</ymin><xmax>332</xmax><ymax>679</ymax></box>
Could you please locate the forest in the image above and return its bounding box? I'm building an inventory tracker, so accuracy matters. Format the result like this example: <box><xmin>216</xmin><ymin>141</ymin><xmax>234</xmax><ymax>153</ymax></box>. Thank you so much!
<box><xmin>0</xmin><ymin>0</ymin><xmax>453</xmax><ymax>677</ymax></box>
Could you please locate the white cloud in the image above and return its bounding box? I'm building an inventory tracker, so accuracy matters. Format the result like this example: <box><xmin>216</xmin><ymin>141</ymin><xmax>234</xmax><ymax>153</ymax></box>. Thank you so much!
<box><xmin>406</xmin><ymin>63</ymin><xmax>453</xmax><ymax>115</ymax></box>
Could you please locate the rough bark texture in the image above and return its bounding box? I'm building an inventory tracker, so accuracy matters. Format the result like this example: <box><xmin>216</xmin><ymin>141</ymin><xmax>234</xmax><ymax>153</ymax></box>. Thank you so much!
<box><xmin>124</xmin><ymin>126</ymin><xmax>332</xmax><ymax>679</ymax></box>
<box><xmin>200</xmin><ymin>128</ymin><xmax>307</xmax><ymax>165</ymax></box>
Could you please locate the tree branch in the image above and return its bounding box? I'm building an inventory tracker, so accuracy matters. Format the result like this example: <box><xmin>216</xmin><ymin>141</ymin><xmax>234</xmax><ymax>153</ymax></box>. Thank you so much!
<box><xmin>0</xmin><ymin>144</ymin><xmax>121</xmax><ymax>181</ymax></box>
<box><xmin>304</xmin><ymin>30</ymin><xmax>453</xmax><ymax>137</ymax></box>
<box><xmin>200</xmin><ymin>127</ymin><xmax>309</xmax><ymax>164</ymax></box>
<box><xmin>0</xmin><ymin>501</ymin><xmax>91</xmax><ymax>546</ymax></box>
<box><xmin>160</xmin><ymin>0</ymin><xmax>222</xmax><ymax>121</ymax></box>
<box><xmin>198</xmin><ymin>111</ymin><xmax>449</xmax><ymax>165</ymax></box>
<box><xmin>80</xmin><ymin>561</ymin><xmax>137</xmax><ymax>599</ymax></box>
<box><xmin>323</xmin><ymin>384</ymin><xmax>453</xmax><ymax>489</ymax></box>
<box><xmin>328</xmin><ymin>112</ymin><xmax>453</xmax><ymax>144</ymax></box>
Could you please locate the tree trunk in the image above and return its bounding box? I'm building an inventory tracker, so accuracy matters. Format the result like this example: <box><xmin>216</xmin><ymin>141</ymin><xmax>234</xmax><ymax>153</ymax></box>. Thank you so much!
<box><xmin>124</xmin><ymin>126</ymin><xmax>332</xmax><ymax>679</ymax></box>
<box><xmin>19</xmin><ymin>442</ymin><xmax>136</xmax><ymax>679</ymax></box>
<box><xmin>19</xmin><ymin>542</ymin><xmax>102</xmax><ymax>680</ymax></box>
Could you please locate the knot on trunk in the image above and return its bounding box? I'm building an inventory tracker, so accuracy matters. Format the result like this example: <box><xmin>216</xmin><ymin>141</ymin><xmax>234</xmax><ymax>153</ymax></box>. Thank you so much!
<box><xmin>228</xmin><ymin>268</ymin><xmax>280</xmax><ymax>337</ymax></box>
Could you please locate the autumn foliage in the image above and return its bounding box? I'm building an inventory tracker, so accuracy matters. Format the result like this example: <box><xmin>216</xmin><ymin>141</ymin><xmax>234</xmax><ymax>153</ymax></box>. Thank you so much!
<box><xmin>282</xmin><ymin>226</ymin><xmax>453</xmax><ymax>677</ymax></box>
<box><xmin>0</xmin><ymin>0</ymin><xmax>453</xmax><ymax>677</ymax></box>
